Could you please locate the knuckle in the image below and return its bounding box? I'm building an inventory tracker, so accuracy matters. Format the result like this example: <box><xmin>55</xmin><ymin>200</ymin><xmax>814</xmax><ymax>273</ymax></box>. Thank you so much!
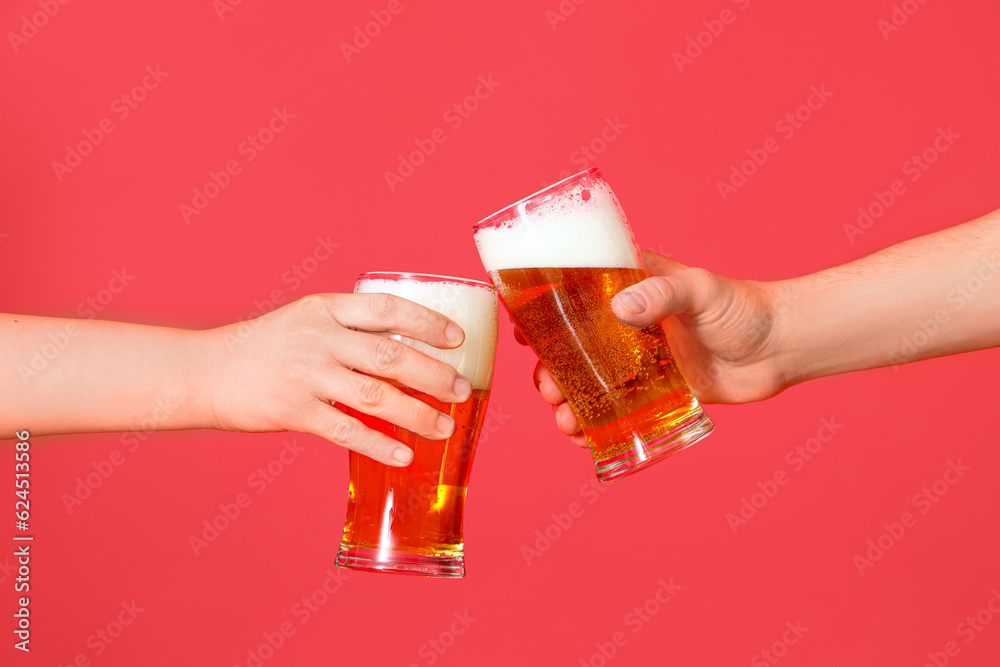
<box><xmin>357</xmin><ymin>378</ymin><xmax>388</xmax><ymax>409</ymax></box>
<box><xmin>282</xmin><ymin>360</ymin><xmax>308</xmax><ymax>384</ymax></box>
<box><xmin>372</xmin><ymin>292</ymin><xmax>398</xmax><ymax>322</ymax></box>
<box><xmin>431</xmin><ymin>358</ymin><xmax>457</xmax><ymax>383</ymax></box>
<box><xmin>683</xmin><ymin>267</ymin><xmax>716</xmax><ymax>292</ymax></box>
<box><xmin>331</xmin><ymin>416</ymin><xmax>359</xmax><ymax>444</ymax></box>
<box><xmin>298</xmin><ymin>293</ymin><xmax>329</xmax><ymax>316</ymax></box>
<box><xmin>320</xmin><ymin>292</ymin><xmax>343</xmax><ymax>314</ymax></box>
<box><xmin>415</xmin><ymin>305</ymin><xmax>436</xmax><ymax>334</ymax></box>
<box><xmin>356</xmin><ymin>433</ymin><xmax>390</xmax><ymax>461</ymax></box>
<box><xmin>646</xmin><ymin>276</ymin><xmax>676</xmax><ymax>304</ymax></box>
<box><xmin>373</xmin><ymin>336</ymin><xmax>405</xmax><ymax>372</ymax></box>
<box><xmin>439</xmin><ymin>367</ymin><xmax>464</xmax><ymax>397</ymax></box>
<box><xmin>401</xmin><ymin>400</ymin><xmax>436</xmax><ymax>435</ymax></box>
<box><xmin>685</xmin><ymin>266</ymin><xmax>714</xmax><ymax>282</ymax></box>
<box><xmin>414</xmin><ymin>401</ymin><xmax>441</xmax><ymax>431</ymax></box>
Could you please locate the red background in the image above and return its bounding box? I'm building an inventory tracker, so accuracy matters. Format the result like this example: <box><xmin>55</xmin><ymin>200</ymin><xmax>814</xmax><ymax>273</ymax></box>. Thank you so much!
<box><xmin>3</xmin><ymin>0</ymin><xmax>1000</xmax><ymax>665</ymax></box>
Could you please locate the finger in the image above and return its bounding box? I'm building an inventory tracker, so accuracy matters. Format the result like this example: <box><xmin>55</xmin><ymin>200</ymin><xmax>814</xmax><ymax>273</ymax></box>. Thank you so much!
<box><xmin>337</xmin><ymin>330</ymin><xmax>472</xmax><ymax>404</ymax></box>
<box><xmin>641</xmin><ymin>250</ymin><xmax>689</xmax><ymax>277</ymax></box>
<box><xmin>611</xmin><ymin>268</ymin><xmax>712</xmax><ymax>329</ymax></box>
<box><xmin>320</xmin><ymin>367</ymin><xmax>456</xmax><ymax>441</ymax></box>
<box><xmin>552</xmin><ymin>402</ymin><xmax>582</xmax><ymax>436</ymax></box>
<box><xmin>533</xmin><ymin>363</ymin><xmax>565</xmax><ymax>405</ymax></box>
<box><xmin>513</xmin><ymin>327</ymin><xmax>528</xmax><ymax>346</ymax></box>
<box><xmin>569</xmin><ymin>433</ymin><xmax>589</xmax><ymax>448</ymax></box>
<box><xmin>329</xmin><ymin>293</ymin><xmax>465</xmax><ymax>349</ymax></box>
<box><xmin>301</xmin><ymin>402</ymin><xmax>415</xmax><ymax>467</ymax></box>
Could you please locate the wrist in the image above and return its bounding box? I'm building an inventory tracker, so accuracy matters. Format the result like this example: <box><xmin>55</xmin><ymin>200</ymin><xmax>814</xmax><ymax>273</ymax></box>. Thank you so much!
<box><xmin>179</xmin><ymin>327</ymin><xmax>227</xmax><ymax>431</ymax></box>
<box><xmin>760</xmin><ymin>277</ymin><xmax>811</xmax><ymax>392</ymax></box>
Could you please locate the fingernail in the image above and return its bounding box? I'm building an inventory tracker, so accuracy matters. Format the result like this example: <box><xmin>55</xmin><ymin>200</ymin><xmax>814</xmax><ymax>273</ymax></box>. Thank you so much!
<box><xmin>446</xmin><ymin>323</ymin><xmax>464</xmax><ymax>345</ymax></box>
<box><xmin>393</xmin><ymin>448</ymin><xmax>413</xmax><ymax>464</ymax></box>
<box><xmin>615</xmin><ymin>291</ymin><xmax>646</xmax><ymax>314</ymax></box>
<box><xmin>453</xmin><ymin>377</ymin><xmax>473</xmax><ymax>400</ymax></box>
<box><xmin>437</xmin><ymin>413</ymin><xmax>456</xmax><ymax>437</ymax></box>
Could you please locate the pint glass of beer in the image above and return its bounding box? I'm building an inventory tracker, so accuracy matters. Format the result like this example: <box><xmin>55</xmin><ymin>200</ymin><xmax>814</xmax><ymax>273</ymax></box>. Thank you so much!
<box><xmin>473</xmin><ymin>168</ymin><xmax>713</xmax><ymax>482</ymax></box>
<box><xmin>335</xmin><ymin>272</ymin><xmax>498</xmax><ymax>578</ymax></box>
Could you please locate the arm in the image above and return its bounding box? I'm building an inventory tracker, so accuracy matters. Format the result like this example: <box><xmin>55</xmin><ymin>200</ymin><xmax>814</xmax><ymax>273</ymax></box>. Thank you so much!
<box><xmin>772</xmin><ymin>209</ymin><xmax>1000</xmax><ymax>384</ymax></box>
<box><xmin>530</xmin><ymin>207</ymin><xmax>1000</xmax><ymax>444</ymax></box>
<box><xmin>1</xmin><ymin>293</ymin><xmax>473</xmax><ymax>466</ymax></box>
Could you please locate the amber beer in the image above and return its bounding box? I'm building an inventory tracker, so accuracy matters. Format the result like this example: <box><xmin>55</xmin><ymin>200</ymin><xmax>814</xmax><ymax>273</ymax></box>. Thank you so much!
<box><xmin>474</xmin><ymin>168</ymin><xmax>713</xmax><ymax>481</ymax></box>
<box><xmin>335</xmin><ymin>273</ymin><xmax>497</xmax><ymax>578</ymax></box>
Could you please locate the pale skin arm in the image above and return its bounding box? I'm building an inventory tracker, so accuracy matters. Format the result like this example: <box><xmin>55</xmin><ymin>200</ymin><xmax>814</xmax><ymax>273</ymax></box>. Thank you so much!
<box><xmin>530</xmin><ymin>207</ymin><xmax>1000</xmax><ymax>446</ymax></box>
<box><xmin>0</xmin><ymin>293</ymin><xmax>475</xmax><ymax>466</ymax></box>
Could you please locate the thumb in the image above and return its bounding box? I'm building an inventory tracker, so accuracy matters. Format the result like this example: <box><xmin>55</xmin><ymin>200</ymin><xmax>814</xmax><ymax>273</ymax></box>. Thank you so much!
<box><xmin>611</xmin><ymin>271</ymin><xmax>704</xmax><ymax>328</ymax></box>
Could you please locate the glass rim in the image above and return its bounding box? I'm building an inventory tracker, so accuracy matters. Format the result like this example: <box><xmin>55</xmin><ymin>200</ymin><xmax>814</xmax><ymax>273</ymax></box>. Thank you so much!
<box><xmin>471</xmin><ymin>167</ymin><xmax>601</xmax><ymax>232</ymax></box>
<box><xmin>356</xmin><ymin>271</ymin><xmax>494</xmax><ymax>289</ymax></box>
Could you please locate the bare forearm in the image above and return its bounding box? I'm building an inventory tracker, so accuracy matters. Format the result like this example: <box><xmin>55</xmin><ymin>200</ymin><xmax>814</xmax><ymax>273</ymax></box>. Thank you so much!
<box><xmin>772</xmin><ymin>208</ymin><xmax>1000</xmax><ymax>386</ymax></box>
<box><xmin>0</xmin><ymin>315</ymin><xmax>218</xmax><ymax>438</ymax></box>
<box><xmin>0</xmin><ymin>292</ymin><xmax>473</xmax><ymax>466</ymax></box>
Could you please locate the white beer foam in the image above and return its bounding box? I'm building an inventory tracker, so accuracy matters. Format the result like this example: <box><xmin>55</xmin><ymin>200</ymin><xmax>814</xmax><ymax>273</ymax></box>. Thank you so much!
<box><xmin>475</xmin><ymin>179</ymin><xmax>640</xmax><ymax>271</ymax></box>
<box><xmin>355</xmin><ymin>276</ymin><xmax>498</xmax><ymax>390</ymax></box>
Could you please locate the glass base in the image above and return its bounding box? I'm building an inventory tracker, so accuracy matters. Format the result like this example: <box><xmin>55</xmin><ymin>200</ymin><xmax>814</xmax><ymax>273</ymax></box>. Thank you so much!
<box><xmin>334</xmin><ymin>546</ymin><xmax>465</xmax><ymax>578</ymax></box>
<box><xmin>593</xmin><ymin>408</ymin><xmax>714</xmax><ymax>483</ymax></box>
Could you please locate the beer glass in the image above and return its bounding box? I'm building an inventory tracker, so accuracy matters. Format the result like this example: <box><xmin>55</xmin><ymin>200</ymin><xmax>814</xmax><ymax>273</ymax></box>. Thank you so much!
<box><xmin>473</xmin><ymin>168</ymin><xmax>713</xmax><ymax>482</ymax></box>
<box><xmin>335</xmin><ymin>272</ymin><xmax>498</xmax><ymax>578</ymax></box>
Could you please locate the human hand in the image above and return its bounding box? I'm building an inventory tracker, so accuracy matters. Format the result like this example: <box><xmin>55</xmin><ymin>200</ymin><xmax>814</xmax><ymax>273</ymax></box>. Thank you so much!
<box><xmin>208</xmin><ymin>293</ymin><xmax>473</xmax><ymax>466</ymax></box>
<box><xmin>524</xmin><ymin>251</ymin><xmax>787</xmax><ymax>447</ymax></box>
